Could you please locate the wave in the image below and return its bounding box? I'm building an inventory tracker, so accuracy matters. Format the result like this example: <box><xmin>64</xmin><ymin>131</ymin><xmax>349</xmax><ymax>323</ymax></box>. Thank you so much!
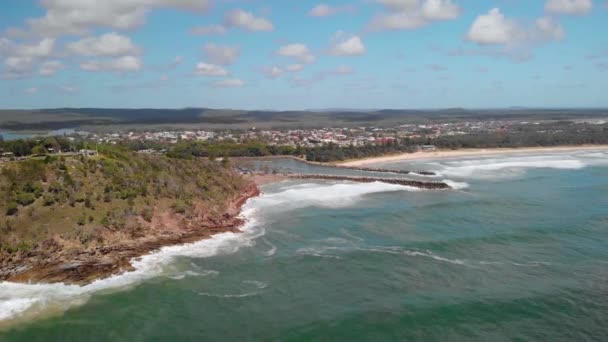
<box><xmin>253</xmin><ymin>181</ymin><xmax>420</xmax><ymax>211</ymax></box>
<box><xmin>442</xmin><ymin>179</ymin><xmax>469</xmax><ymax>189</ymax></box>
<box><xmin>0</xmin><ymin>200</ymin><xmax>264</xmax><ymax>324</ymax></box>
<box><xmin>431</xmin><ymin>152</ymin><xmax>608</xmax><ymax>179</ymax></box>
<box><xmin>261</xmin><ymin>238</ymin><xmax>277</xmax><ymax>257</ymax></box>
<box><xmin>197</xmin><ymin>292</ymin><xmax>259</xmax><ymax>298</ymax></box>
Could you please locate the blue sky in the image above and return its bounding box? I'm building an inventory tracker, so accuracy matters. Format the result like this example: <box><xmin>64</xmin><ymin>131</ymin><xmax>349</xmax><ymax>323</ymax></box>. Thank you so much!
<box><xmin>0</xmin><ymin>0</ymin><xmax>607</xmax><ymax>110</ymax></box>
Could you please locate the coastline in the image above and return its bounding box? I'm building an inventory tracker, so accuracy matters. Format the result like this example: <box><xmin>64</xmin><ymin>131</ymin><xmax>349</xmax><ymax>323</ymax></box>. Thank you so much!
<box><xmin>0</xmin><ymin>182</ymin><xmax>261</xmax><ymax>286</ymax></box>
<box><xmin>337</xmin><ymin>145</ymin><xmax>608</xmax><ymax>167</ymax></box>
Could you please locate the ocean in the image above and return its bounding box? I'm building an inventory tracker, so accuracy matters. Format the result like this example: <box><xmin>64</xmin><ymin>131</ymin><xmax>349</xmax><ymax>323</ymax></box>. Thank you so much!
<box><xmin>1</xmin><ymin>150</ymin><xmax>608</xmax><ymax>341</ymax></box>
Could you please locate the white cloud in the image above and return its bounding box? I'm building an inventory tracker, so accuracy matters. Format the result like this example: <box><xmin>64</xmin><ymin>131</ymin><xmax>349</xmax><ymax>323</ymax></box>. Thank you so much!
<box><xmin>67</xmin><ymin>32</ymin><xmax>139</xmax><ymax>56</ymax></box>
<box><xmin>225</xmin><ymin>9</ymin><xmax>273</xmax><ymax>31</ymax></box>
<box><xmin>0</xmin><ymin>38</ymin><xmax>56</xmax><ymax>76</ymax></box>
<box><xmin>194</xmin><ymin>62</ymin><xmax>228</xmax><ymax>76</ymax></box>
<box><xmin>203</xmin><ymin>44</ymin><xmax>240</xmax><ymax>66</ymax></box>
<box><xmin>213</xmin><ymin>78</ymin><xmax>245</xmax><ymax>87</ymax></box>
<box><xmin>329</xmin><ymin>34</ymin><xmax>366</xmax><ymax>56</ymax></box>
<box><xmin>369</xmin><ymin>0</ymin><xmax>460</xmax><ymax>31</ymax></box>
<box><xmin>421</xmin><ymin>0</ymin><xmax>460</xmax><ymax>20</ymax></box>
<box><xmin>535</xmin><ymin>17</ymin><xmax>565</xmax><ymax>40</ymax></box>
<box><xmin>39</xmin><ymin>60</ymin><xmax>63</xmax><ymax>75</ymax></box>
<box><xmin>277</xmin><ymin>44</ymin><xmax>316</xmax><ymax>63</ymax></box>
<box><xmin>80</xmin><ymin>55</ymin><xmax>141</xmax><ymax>72</ymax></box>
<box><xmin>5</xmin><ymin>57</ymin><xmax>35</xmax><ymax>74</ymax></box>
<box><xmin>466</xmin><ymin>8</ymin><xmax>564</xmax><ymax>46</ymax></box>
<box><xmin>262</xmin><ymin>65</ymin><xmax>284</xmax><ymax>78</ymax></box>
<box><xmin>545</xmin><ymin>0</ymin><xmax>592</xmax><ymax>15</ymax></box>
<box><xmin>191</xmin><ymin>25</ymin><xmax>227</xmax><ymax>36</ymax></box>
<box><xmin>309</xmin><ymin>4</ymin><xmax>353</xmax><ymax>17</ymax></box>
<box><xmin>466</xmin><ymin>8</ymin><xmax>518</xmax><ymax>45</ymax></box>
<box><xmin>14</xmin><ymin>0</ymin><xmax>212</xmax><ymax>37</ymax></box>
<box><xmin>26</xmin><ymin>87</ymin><xmax>38</xmax><ymax>94</ymax></box>
<box><xmin>16</xmin><ymin>38</ymin><xmax>56</xmax><ymax>57</ymax></box>
<box><xmin>262</xmin><ymin>64</ymin><xmax>304</xmax><ymax>79</ymax></box>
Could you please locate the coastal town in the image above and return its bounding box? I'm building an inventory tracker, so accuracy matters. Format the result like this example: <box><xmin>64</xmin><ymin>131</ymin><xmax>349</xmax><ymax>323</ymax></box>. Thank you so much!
<box><xmin>56</xmin><ymin>118</ymin><xmax>598</xmax><ymax>148</ymax></box>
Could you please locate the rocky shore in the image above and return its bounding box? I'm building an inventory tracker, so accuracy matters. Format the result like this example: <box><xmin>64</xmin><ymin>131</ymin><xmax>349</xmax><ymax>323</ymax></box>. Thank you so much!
<box><xmin>287</xmin><ymin>174</ymin><xmax>450</xmax><ymax>189</ymax></box>
<box><xmin>0</xmin><ymin>183</ymin><xmax>260</xmax><ymax>286</ymax></box>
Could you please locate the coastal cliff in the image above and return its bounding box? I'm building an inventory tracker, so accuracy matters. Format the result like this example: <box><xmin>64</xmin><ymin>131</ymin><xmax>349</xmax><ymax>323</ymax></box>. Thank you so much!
<box><xmin>0</xmin><ymin>150</ymin><xmax>259</xmax><ymax>285</ymax></box>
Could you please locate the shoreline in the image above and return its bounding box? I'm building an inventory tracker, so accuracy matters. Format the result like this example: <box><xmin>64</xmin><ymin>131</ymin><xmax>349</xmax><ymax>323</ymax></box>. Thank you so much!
<box><xmin>1</xmin><ymin>183</ymin><xmax>261</xmax><ymax>286</ymax></box>
<box><xmin>337</xmin><ymin>145</ymin><xmax>608</xmax><ymax>167</ymax></box>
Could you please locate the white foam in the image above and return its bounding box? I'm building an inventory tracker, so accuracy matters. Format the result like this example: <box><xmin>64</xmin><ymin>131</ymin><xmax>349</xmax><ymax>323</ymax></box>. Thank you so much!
<box><xmin>442</xmin><ymin>179</ymin><xmax>469</xmax><ymax>189</ymax></box>
<box><xmin>434</xmin><ymin>155</ymin><xmax>589</xmax><ymax>179</ymax></box>
<box><xmin>261</xmin><ymin>238</ymin><xmax>277</xmax><ymax>257</ymax></box>
<box><xmin>0</xmin><ymin>200</ymin><xmax>263</xmax><ymax>323</ymax></box>
<box><xmin>197</xmin><ymin>292</ymin><xmax>259</xmax><ymax>298</ymax></box>
<box><xmin>254</xmin><ymin>181</ymin><xmax>419</xmax><ymax>211</ymax></box>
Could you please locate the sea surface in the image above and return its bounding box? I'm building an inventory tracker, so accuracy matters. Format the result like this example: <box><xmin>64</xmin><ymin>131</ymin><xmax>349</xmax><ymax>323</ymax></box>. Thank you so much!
<box><xmin>1</xmin><ymin>150</ymin><xmax>608</xmax><ymax>341</ymax></box>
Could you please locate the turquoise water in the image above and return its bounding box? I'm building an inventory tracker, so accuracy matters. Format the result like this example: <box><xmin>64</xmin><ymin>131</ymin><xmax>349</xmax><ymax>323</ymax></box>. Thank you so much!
<box><xmin>1</xmin><ymin>150</ymin><xmax>608</xmax><ymax>341</ymax></box>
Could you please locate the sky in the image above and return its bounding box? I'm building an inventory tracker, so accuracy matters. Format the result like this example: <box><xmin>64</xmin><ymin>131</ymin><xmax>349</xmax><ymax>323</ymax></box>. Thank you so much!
<box><xmin>0</xmin><ymin>0</ymin><xmax>607</xmax><ymax>110</ymax></box>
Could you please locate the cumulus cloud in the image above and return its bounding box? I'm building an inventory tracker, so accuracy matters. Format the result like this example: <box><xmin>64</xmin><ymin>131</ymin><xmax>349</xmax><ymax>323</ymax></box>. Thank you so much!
<box><xmin>9</xmin><ymin>0</ymin><xmax>211</xmax><ymax>37</ymax></box>
<box><xmin>194</xmin><ymin>62</ymin><xmax>228</xmax><ymax>76</ymax></box>
<box><xmin>203</xmin><ymin>44</ymin><xmax>240</xmax><ymax>66</ymax></box>
<box><xmin>1</xmin><ymin>38</ymin><xmax>56</xmax><ymax>76</ymax></box>
<box><xmin>261</xmin><ymin>64</ymin><xmax>304</xmax><ymax>79</ymax></box>
<box><xmin>67</xmin><ymin>32</ymin><xmax>140</xmax><ymax>56</ymax></box>
<box><xmin>309</xmin><ymin>4</ymin><xmax>353</xmax><ymax>17</ymax></box>
<box><xmin>545</xmin><ymin>0</ymin><xmax>592</xmax><ymax>15</ymax></box>
<box><xmin>466</xmin><ymin>8</ymin><xmax>518</xmax><ymax>45</ymax></box>
<box><xmin>466</xmin><ymin>8</ymin><xmax>564</xmax><ymax>46</ymax></box>
<box><xmin>80</xmin><ymin>55</ymin><xmax>141</xmax><ymax>72</ymax></box>
<box><xmin>4</xmin><ymin>57</ymin><xmax>35</xmax><ymax>74</ymax></box>
<box><xmin>213</xmin><ymin>78</ymin><xmax>245</xmax><ymax>87</ymax></box>
<box><xmin>225</xmin><ymin>9</ymin><xmax>273</xmax><ymax>31</ymax></box>
<box><xmin>39</xmin><ymin>60</ymin><xmax>63</xmax><ymax>75</ymax></box>
<box><xmin>328</xmin><ymin>33</ymin><xmax>366</xmax><ymax>56</ymax></box>
<box><xmin>277</xmin><ymin>44</ymin><xmax>316</xmax><ymax>63</ymax></box>
<box><xmin>368</xmin><ymin>0</ymin><xmax>460</xmax><ymax>31</ymax></box>
<box><xmin>190</xmin><ymin>25</ymin><xmax>227</xmax><ymax>36</ymax></box>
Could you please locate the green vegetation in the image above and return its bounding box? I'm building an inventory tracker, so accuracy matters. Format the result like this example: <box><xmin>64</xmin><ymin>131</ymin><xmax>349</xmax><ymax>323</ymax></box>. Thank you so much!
<box><xmin>0</xmin><ymin>146</ymin><xmax>248</xmax><ymax>254</ymax></box>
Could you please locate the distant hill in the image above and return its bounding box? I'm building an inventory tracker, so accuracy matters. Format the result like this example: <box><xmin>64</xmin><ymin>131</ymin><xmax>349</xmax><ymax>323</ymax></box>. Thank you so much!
<box><xmin>0</xmin><ymin>107</ymin><xmax>607</xmax><ymax>132</ymax></box>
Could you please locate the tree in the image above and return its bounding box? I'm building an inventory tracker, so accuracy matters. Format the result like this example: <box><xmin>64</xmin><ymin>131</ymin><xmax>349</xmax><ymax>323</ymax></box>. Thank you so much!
<box><xmin>31</xmin><ymin>145</ymin><xmax>48</xmax><ymax>156</ymax></box>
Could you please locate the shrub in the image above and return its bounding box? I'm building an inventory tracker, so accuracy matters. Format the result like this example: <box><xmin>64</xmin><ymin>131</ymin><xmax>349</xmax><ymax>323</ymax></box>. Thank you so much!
<box><xmin>141</xmin><ymin>208</ymin><xmax>153</xmax><ymax>222</ymax></box>
<box><xmin>42</xmin><ymin>194</ymin><xmax>55</xmax><ymax>206</ymax></box>
<box><xmin>16</xmin><ymin>192</ymin><xmax>36</xmax><ymax>206</ymax></box>
<box><xmin>171</xmin><ymin>200</ymin><xmax>188</xmax><ymax>214</ymax></box>
<box><xmin>76</xmin><ymin>215</ymin><xmax>87</xmax><ymax>226</ymax></box>
<box><xmin>6</xmin><ymin>202</ymin><xmax>18</xmax><ymax>216</ymax></box>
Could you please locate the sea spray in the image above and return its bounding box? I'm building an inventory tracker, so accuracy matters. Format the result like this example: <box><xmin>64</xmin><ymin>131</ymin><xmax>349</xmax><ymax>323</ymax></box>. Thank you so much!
<box><xmin>0</xmin><ymin>199</ymin><xmax>264</xmax><ymax>323</ymax></box>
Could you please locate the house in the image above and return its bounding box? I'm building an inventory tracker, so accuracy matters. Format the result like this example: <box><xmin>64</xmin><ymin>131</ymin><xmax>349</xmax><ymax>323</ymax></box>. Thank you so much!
<box><xmin>419</xmin><ymin>145</ymin><xmax>437</xmax><ymax>151</ymax></box>
<box><xmin>79</xmin><ymin>149</ymin><xmax>98</xmax><ymax>157</ymax></box>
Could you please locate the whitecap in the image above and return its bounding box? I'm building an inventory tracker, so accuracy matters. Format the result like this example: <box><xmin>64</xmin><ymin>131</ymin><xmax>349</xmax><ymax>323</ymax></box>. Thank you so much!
<box><xmin>442</xmin><ymin>179</ymin><xmax>469</xmax><ymax>190</ymax></box>
<box><xmin>0</xmin><ymin>198</ymin><xmax>263</xmax><ymax>323</ymax></box>
<box><xmin>197</xmin><ymin>292</ymin><xmax>259</xmax><ymax>298</ymax></box>
<box><xmin>254</xmin><ymin>181</ymin><xmax>420</xmax><ymax>211</ymax></box>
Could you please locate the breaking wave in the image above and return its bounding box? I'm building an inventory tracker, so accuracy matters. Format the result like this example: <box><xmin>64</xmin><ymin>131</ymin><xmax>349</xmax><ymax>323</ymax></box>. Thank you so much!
<box><xmin>431</xmin><ymin>151</ymin><xmax>608</xmax><ymax>179</ymax></box>
<box><xmin>0</xmin><ymin>201</ymin><xmax>263</xmax><ymax>324</ymax></box>
<box><xmin>254</xmin><ymin>181</ymin><xmax>420</xmax><ymax>211</ymax></box>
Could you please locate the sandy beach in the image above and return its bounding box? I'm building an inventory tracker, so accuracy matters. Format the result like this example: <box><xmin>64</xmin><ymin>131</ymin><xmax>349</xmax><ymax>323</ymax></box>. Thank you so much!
<box><xmin>338</xmin><ymin>145</ymin><xmax>608</xmax><ymax>167</ymax></box>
